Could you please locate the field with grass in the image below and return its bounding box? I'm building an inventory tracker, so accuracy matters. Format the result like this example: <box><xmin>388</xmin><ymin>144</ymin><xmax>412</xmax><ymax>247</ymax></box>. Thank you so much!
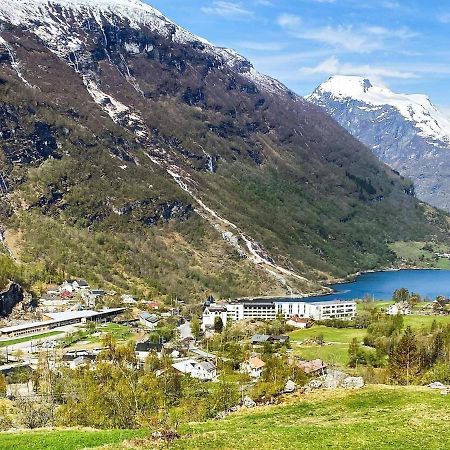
<box><xmin>0</xmin><ymin>428</ymin><xmax>148</xmax><ymax>450</ymax></box>
<box><xmin>289</xmin><ymin>314</ymin><xmax>450</xmax><ymax>367</ymax></box>
<box><xmin>0</xmin><ymin>331</ymin><xmax>63</xmax><ymax>348</ymax></box>
<box><xmin>390</xmin><ymin>241</ymin><xmax>450</xmax><ymax>269</ymax></box>
<box><xmin>163</xmin><ymin>386</ymin><xmax>450</xmax><ymax>450</ymax></box>
<box><xmin>404</xmin><ymin>314</ymin><xmax>450</xmax><ymax>329</ymax></box>
<box><xmin>289</xmin><ymin>326</ymin><xmax>367</xmax><ymax>366</ymax></box>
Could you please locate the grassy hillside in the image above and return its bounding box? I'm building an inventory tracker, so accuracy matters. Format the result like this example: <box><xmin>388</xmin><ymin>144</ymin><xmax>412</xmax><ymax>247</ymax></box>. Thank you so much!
<box><xmin>6</xmin><ymin>386</ymin><xmax>449</xmax><ymax>450</ymax></box>
<box><xmin>167</xmin><ymin>386</ymin><xmax>450</xmax><ymax>450</ymax></box>
<box><xmin>0</xmin><ymin>428</ymin><xmax>148</xmax><ymax>450</ymax></box>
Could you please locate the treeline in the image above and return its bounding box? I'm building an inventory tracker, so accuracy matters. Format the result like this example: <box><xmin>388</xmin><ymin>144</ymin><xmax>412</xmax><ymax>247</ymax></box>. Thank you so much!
<box><xmin>348</xmin><ymin>302</ymin><xmax>450</xmax><ymax>385</ymax></box>
<box><xmin>1</xmin><ymin>326</ymin><xmax>307</xmax><ymax>431</ymax></box>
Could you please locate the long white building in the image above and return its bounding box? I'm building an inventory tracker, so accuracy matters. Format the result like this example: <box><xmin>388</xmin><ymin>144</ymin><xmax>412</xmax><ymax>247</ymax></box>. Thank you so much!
<box><xmin>202</xmin><ymin>299</ymin><xmax>356</xmax><ymax>331</ymax></box>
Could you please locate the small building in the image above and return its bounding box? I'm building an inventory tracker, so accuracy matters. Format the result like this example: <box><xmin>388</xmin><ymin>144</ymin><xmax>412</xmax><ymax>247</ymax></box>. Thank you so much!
<box><xmin>201</xmin><ymin>304</ymin><xmax>228</xmax><ymax>331</ymax></box>
<box><xmin>287</xmin><ymin>316</ymin><xmax>313</xmax><ymax>329</ymax></box>
<box><xmin>296</xmin><ymin>359</ymin><xmax>327</xmax><ymax>376</ymax></box>
<box><xmin>272</xmin><ymin>335</ymin><xmax>289</xmax><ymax>345</ymax></box>
<box><xmin>63</xmin><ymin>350</ymin><xmax>98</xmax><ymax>369</ymax></box>
<box><xmin>73</xmin><ymin>279</ymin><xmax>90</xmax><ymax>290</ymax></box>
<box><xmin>387</xmin><ymin>302</ymin><xmax>411</xmax><ymax>316</ymax></box>
<box><xmin>138</xmin><ymin>312</ymin><xmax>160</xmax><ymax>330</ymax></box>
<box><xmin>251</xmin><ymin>334</ymin><xmax>273</xmax><ymax>345</ymax></box>
<box><xmin>121</xmin><ymin>294</ymin><xmax>137</xmax><ymax>305</ymax></box>
<box><xmin>250</xmin><ymin>334</ymin><xmax>289</xmax><ymax>345</ymax></box>
<box><xmin>135</xmin><ymin>340</ymin><xmax>164</xmax><ymax>360</ymax></box>
<box><xmin>172</xmin><ymin>359</ymin><xmax>217</xmax><ymax>381</ymax></box>
<box><xmin>145</xmin><ymin>301</ymin><xmax>160</xmax><ymax>310</ymax></box>
<box><xmin>60</xmin><ymin>290</ymin><xmax>73</xmax><ymax>300</ymax></box>
<box><xmin>241</xmin><ymin>356</ymin><xmax>265</xmax><ymax>378</ymax></box>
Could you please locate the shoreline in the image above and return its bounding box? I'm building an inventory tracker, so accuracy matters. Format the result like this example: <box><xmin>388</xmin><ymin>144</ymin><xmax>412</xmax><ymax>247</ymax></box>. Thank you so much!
<box><xmin>237</xmin><ymin>266</ymin><xmax>447</xmax><ymax>304</ymax></box>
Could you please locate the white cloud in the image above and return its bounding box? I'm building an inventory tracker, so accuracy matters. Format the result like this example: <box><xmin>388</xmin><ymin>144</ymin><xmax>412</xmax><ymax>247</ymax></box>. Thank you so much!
<box><xmin>201</xmin><ymin>1</ymin><xmax>252</xmax><ymax>17</ymax></box>
<box><xmin>253</xmin><ymin>0</ymin><xmax>273</xmax><ymax>5</ymax></box>
<box><xmin>438</xmin><ymin>13</ymin><xmax>450</xmax><ymax>24</ymax></box>
<box><xmin>299</xmin><ymin>56</ymin><xmax>419</xmax><ymax>80</ymax></box>
<box><xmin>277</xmin><ymin>13</ymin><xmax>302</xmax><ymax>28</ymax></box>
<box><xmin>382</xmin><ymin>1</ymin><xmax>401</xmax><ymax>8</ymax></box>
<box><xmin>277</xmin><ymin>16</ymin><xmax>417</xmax><ymax>54</ymax></box>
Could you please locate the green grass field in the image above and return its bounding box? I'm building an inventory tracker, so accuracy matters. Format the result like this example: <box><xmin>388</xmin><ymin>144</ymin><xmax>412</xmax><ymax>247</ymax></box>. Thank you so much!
<box><xmin>93</xmin><ymin>323</ymin><xmax>133</xmax><ymax>341</ymax></box>
<box><xmin>390</xmin><ymin>241</ymin><xmax>450</xmax><ymax>269</ymax></box>
<box><xmin>404</xmin><ymin>314</ymin><xmax>450</xmax><ymax>330</ymax></box>
<box><xmin>0</xmin><ymin>428</ymin><xmax>148</xmax><ymax>450</ymax></box>
<box><xmin>289</xmin><ymin>315</ymin><xmax>450</xmax><ymax>367</ymax></box>
<box><xmin>289</xmin><ymin>326</ymin><xmax>367</xmax><ymax>366</ymax></box>
<box><xmin>164</xmin><ymin>386</ymin><xmax>450</xmax><ymax>450</ymax></box>
<box><xmin>290</xmin><ymin>326</ymin><xmax>366</xmax><ymax>344</ymax></box>
<box><xmin>0</xmin><ymin>331</ymin><xmax>63</xmax><ymax>348</ymax></box>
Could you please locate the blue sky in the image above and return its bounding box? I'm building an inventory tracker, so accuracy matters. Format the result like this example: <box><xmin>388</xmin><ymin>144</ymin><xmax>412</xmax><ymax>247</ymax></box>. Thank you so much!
<box><xmin>147</xmin><ymin>0</ymin><xmax>450</xmax><ymax>110</ymax></box>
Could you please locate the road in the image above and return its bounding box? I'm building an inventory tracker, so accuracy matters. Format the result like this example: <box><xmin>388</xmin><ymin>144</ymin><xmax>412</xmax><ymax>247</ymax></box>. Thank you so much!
<box><xmin>178</xmin><ymin>321</ymin><xmax>193</xmax><ymax>340</ymax></box>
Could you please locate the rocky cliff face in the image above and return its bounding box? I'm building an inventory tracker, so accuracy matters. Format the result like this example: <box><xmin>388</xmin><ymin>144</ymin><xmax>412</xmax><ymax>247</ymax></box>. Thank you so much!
<box><xmin>0</xmin><ymin>1</ymin><xmax>448</xmax><ymax>299</ymax></box>
<box><xmin>0</xmin><ymin>282</ymin><xmax>24</xmax><ymax>317</ymax></box>
<box><xmin>308</xmin><ymin>76</ymin><xmax>450</xmax><ymax>211</ymax></box>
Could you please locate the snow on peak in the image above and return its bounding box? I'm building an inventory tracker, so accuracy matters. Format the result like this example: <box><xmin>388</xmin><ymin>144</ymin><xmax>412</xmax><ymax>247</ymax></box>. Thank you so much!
<box><xmin>308</xmin><ymin>75</ymin><xmax>450</xmax><ymax>144</ymax></box>
<box><xmin>0</xmin><ymin>0</ymin><xmax>290</xmax><ymax>97</ymax></box>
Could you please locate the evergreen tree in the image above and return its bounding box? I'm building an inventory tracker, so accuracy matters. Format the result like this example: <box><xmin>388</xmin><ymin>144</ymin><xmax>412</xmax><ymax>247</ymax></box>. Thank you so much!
<box><xmin>0</xmin><ymin>373</ymin><xmax>6</xmax><ymax>397</ymax></box>
<box><xmin>214</xmin><ymin>316</ymin><xmax>224</xmax><ymax>334</ymax></box>
<box><xmin>191</xmin><ymin>316</ymin><xmax>201</xmax><ymax>339</ymax></box>
<box><xmin>388</xmin><ymin>326</ymin><xmax>420</xmax><ymax>385</ymax></box>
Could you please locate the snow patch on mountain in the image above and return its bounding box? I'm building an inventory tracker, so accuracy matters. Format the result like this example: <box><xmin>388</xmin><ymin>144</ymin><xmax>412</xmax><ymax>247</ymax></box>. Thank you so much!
<box><xmin>0</xmin><ymin>0</ymin><xmax>291</xmax><ymax>97</ymax></box>
<box><xmin>308</xmin><ymin>75</ymin><xmax>450</xmax><ymax>145</ymax></box>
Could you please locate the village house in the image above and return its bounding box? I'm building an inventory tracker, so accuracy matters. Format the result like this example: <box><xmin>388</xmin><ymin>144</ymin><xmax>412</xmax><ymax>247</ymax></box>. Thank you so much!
<box><xmin>201</xmin><ymin>304</ymin><xmax>228</xmax><ymax>331</ymax></box>
<box><xmin>251</xmin><ymin>334</ymin><xmax>273</xmax><ymax>345</ymax></box>
<box><xmin>135</xmin><ymin>341</ymin><xmax>164</xmax><ymax>361</ymax></box>
<box><xmin>63</xmin><ymin>350</ymin><xmax>98</xmax><ymax>369</ymax></box>
<box><xmin>241</xmin><ymin>356</ymin><xmax>266</xmax><ymax>378</ymax></box>
<box><xmin>296</xmin><ymin>359</ymin><xmax>327</xmax><ymax>376</ymax></box>
<box><xmin>138</xmin><ymin>312</ymin><xmax>160</xmax><ymax>330</ymax></box>
<box><xmin>250</xmin><ymin>334</ymin><xmax>289</xmax><ymax>345</ymax></box>
<box><xmin>287</xmin><ymin>316</ymin><xmax>313</xmax><ymax>329</ymax></box>
<box><xmin>121</xmin><ymin>294</ymin><xmax>137</xmax><ymax>305</ymax></box>
<box><xmin>387</xmin><ymin>302</ymin><xmax>411</xmax><ymax>316</ymax></box>
<box><xmin>172</xmin><ymin>359</ymin><xmax>217</xmax><ymax>381</ymax></box>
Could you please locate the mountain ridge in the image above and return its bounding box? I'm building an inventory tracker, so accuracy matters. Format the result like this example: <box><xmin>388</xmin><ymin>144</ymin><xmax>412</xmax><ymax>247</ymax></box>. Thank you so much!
<box><xmin>0</xmin><ymin>1</ymin><xmax>448</xmax><ymax>300</ymax></box>
<box><xmin>308</xmin><ymin>75</ymin><xmax>450</xmax><ymax>211</ymax></box>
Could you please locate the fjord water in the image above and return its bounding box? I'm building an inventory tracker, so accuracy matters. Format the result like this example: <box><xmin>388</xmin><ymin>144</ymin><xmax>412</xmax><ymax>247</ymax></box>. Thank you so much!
<box><xmin>307</xmin><ymin>269</ymin><xmax>450</xmax><ymax>302</ymax></box>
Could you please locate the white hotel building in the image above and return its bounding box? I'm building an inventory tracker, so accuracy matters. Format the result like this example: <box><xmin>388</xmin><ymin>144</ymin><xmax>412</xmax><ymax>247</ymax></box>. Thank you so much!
<box><xmin>201</xmin><ymin>298</ymin><xmax>356</xmax><ymax>331</ymax></box>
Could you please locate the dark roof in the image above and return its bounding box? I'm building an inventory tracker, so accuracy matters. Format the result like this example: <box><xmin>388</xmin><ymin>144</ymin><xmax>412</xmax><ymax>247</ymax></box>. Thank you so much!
<box><xmin>251</xmin><ymin>334</ymin><xmax>272</xmax><ymax>343</ymax></box>
<box><xmin>139</xmin><ymin>312</ymin><xmax>159</xmax><ymax>323</ymax></box>
<box><xmin>76</xmin><ymin>279</ymin><xmax>89</xmax><ymax>286</ymax></box>
<box><xmin>135</xmin><ymin>341</ymin><xmax>163</xmax><ymax>352</ymax></box>
<box><xmin>91</xmin><ymin>289</ymin><xmax>106</xmax><ymax>295</ymax></box>
<box><xmin>243</xmin><ymin>302</ymin><xmax>275</xmax><ymax>308</ymax></box>
<box><xmin>272</xmin><ymin>335</ymin><xmax>289</xmax><ymax>342</ymax></box>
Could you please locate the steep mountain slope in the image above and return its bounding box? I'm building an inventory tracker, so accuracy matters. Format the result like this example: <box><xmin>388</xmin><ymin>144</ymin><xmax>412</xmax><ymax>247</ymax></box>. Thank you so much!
<box><xmin>308</xmin><ymin>76</ymin><xmax>450</xmax><ymax>211</ymax></box>
<box><xmin>0</xmin><ymin>1</ymin><xmax>448</xmax><ymax>300</ymax></box>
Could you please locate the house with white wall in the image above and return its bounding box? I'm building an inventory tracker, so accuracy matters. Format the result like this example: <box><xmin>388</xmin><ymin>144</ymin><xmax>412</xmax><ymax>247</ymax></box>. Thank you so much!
<box><xmin>172</xmin><ymin>359</ymin><xmax>217</xmax><ymax>381</ymax></box>
<box><xmin>241</xmin><ymin>357</ymin><xmax>265</xmax><ymax>378</ymax></box>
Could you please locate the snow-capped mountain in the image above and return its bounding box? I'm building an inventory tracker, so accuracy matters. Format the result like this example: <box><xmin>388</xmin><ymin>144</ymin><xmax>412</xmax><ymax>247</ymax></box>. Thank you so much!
<box><xmin>308</xmin><ymin>76</ymin><xmax>450</xmax><ymax>211</ymax></box>
<box><xmin>0</xmin><ymin>0</ymin><xmax>290</xmax><ymax>96</ymax></box>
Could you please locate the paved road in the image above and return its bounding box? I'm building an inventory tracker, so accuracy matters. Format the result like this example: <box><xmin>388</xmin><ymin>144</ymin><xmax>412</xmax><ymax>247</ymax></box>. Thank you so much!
<box><xmin>178</xmin><ymin>321</ymin><xmax>193</xmax><ymax>340</ymax></box>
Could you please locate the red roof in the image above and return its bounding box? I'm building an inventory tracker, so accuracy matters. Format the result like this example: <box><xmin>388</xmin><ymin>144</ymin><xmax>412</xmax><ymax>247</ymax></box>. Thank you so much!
<box><xmin>247</xmin><ymin>357</ymin><xmax>265</xmax><ymax>369</ymax></box>
<box><xmin>297</xmin><ymin>359</ymin><xmax>327</xmax><ymax>374</ymax></box>
<box><xmin>289</xmin><ymin>316</ymin><xmax>311</xmax><ymax>323</ymax></box>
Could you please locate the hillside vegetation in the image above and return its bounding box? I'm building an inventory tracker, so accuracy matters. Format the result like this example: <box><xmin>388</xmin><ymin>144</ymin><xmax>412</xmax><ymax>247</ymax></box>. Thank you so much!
<box><xmin>2</xmin><ymin>386</ymin><xmax>448</xmax><ymax>450</ymax></box>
